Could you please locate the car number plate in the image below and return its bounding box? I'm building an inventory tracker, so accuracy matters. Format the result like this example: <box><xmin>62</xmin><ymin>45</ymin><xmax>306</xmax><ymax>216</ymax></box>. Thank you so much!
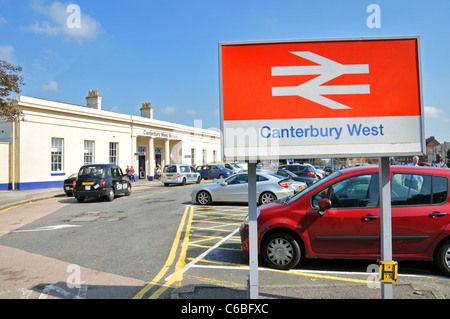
<box><xmin>82</xmin><ymin>182</ymin><xmax>94</xmax><ymax>185</ymax></box>
<box><xmin>166</xmin><ymin>174</ymin><xmax>173</xmax><ymax>178</ymax></box>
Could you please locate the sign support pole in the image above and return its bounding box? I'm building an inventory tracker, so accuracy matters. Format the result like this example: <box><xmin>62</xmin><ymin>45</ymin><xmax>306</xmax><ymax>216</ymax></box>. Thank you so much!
<box><xmin>379</xmin><ymin>157</ymin><xmax>393</xmax><ymax>299</ymax></box>
<box><xmin>247</xmin><ymin>161</ymin><xmax>259</xmax><ymax>299</ymax></box>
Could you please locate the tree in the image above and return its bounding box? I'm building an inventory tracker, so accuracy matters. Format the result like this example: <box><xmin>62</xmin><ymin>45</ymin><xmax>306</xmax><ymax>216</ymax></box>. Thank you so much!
<box><xmin>0</xmin><ymin>60</ymin><xmax>25</xmax><ymax>122</ymax></box>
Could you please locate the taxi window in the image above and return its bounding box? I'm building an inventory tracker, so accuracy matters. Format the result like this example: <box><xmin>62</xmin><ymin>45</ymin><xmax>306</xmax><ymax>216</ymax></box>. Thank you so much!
<box><xmin>164</xmin><ymin>165</ymin><xmax>177</xmax><ymax>173</ymax></box>
<box><xmin>180</xmin><ymin>166</ymin><xmax>190</xmax><ymax>173</ymax></box>
<box><xmin>79</xmin><ymin>166</ymin><xmax>106</xmax><ymax>178</ymax></box>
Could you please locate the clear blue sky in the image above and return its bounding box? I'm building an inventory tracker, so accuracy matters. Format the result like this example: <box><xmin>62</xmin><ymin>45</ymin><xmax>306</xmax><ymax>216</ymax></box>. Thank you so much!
<box><xmin>1</xmin><ymin>0</ymin><xmax>450</xmax><ymax>143</ymax></box>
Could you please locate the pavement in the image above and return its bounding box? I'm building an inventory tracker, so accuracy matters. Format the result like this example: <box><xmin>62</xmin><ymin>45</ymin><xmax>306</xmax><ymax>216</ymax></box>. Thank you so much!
<box><xmin>1</xmin><ymin>180</ymin><xmax>449</xmax><ymax>300</ymax></box>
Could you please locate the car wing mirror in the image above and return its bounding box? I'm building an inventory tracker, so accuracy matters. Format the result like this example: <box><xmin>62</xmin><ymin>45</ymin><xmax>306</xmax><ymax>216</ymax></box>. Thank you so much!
<box><xmin>318</xmin><ymin>198</ymin><xmax>331</xmax><ymax>216</ymax></box>
<box><xmin>220</xmin><ymin>182</ymin><xmax>228</xmax><ymax>186</ymax></box>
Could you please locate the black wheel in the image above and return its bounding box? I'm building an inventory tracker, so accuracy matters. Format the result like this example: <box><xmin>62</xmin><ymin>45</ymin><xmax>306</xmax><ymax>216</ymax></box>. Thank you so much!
<box><xmin>164</xmin><ymin>183</ymin><xmax>169</xmax><ymax>187</ymax></box>
<box><xmin>105</xmin><ymin>188</ymin><xmax>115</xmax><ymax>201</ymax></box>
<box><xmin>196</xmin><ymin>190</ymin><xmax>212</xmax><ymax>205</ymax></box>
<box><xmin>435</xmin><ymin>239</ymin><xmax>450</xmax><ymax>276</ymax></box>
<box><xmin>262</xmin><ymin>232</ymin><xmax>301</xmax><ymax>270</ymax></box>
<box><xmin>196</xmin><ymin>176</ymin><xmax>201</xmax><ymax>184</ymax></box>
<box><xmin>76</xmin><ymin>196</ymin><xmax>85</xmax><ymax>203</ymax></box>
<box><xmin>125</xmin><ymin>183</ymin><xmax>131</xmax><ymax>196</ymax></box>
<box><xmin>259</xmin><ymin>192</ymin><xmax>276</xmax><ymax>205</ymax></box>
<box><xmin>181</xmin><ymin>178</ymin><xmax>186</xmax><ymax>186</ymax></box>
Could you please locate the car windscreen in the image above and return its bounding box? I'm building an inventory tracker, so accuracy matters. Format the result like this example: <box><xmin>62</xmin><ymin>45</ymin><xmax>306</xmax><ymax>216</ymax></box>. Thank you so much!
<box><xmin>284</xmin><ymin>171</ymin><xmax>342</xmax><ymax>204</ymax></box>
<box><xmin>78</xmin><ymin>166</ymin><xmax>106</xmax><ymax>178</ymax></box>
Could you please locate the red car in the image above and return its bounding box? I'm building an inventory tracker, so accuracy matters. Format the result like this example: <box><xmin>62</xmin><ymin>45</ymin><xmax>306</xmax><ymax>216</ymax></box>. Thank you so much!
<box><xmin>240</xmin><ymin>166</ymin><xmax>450</xmax><ymax>276</ymax></box>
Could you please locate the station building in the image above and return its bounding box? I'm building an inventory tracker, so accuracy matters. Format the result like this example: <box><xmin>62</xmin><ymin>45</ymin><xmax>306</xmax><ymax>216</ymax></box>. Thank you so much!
<box><xmin>0</xmin><ymin>90</ymin><xmax>221</xmax><ymax>190</ymax></box>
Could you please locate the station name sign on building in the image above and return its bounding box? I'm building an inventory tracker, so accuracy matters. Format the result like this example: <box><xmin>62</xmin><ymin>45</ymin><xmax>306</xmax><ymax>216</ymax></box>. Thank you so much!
<box><xmin>219</xmin><ymin>36</ymin><xmax>425</xmax><ymax>161</ymax></box>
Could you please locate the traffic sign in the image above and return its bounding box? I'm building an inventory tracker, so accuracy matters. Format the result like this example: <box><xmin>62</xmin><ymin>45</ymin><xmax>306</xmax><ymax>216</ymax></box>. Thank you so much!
<box><xmin>219</xmin><ymin>36</ymin><xmax>425</xmax><ymax>161</ymax></box>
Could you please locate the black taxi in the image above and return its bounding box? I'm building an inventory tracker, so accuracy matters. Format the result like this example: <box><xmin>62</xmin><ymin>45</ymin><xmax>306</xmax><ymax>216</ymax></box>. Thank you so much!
<box><xmin>73</xmin><ymin>164</ymin><xmax>131</xmax><ymax>202</ymax></box>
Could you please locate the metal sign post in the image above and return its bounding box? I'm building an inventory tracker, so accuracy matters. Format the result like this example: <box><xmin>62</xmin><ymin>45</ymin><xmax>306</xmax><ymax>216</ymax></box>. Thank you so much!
<box><xmin>379</xmin><ymin>157</ymin><xmax>393</xmax><ymax>299</ymax></box>
<box><xmin>247</xmin><ymin>162</ymin><xmax>259</xmax><ymax>299</ymax></box>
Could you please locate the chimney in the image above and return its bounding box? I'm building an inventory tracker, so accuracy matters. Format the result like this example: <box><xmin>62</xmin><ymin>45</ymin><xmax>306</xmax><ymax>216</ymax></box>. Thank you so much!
<box><xmin>86</xmin><ymin>89</ymin><xmax>102</xmax><ymax>110</ymax></box>
<box><xmin>140</xmin><ymin>101</ymin><xmax>153</xmax><ymax>119</ymax></box>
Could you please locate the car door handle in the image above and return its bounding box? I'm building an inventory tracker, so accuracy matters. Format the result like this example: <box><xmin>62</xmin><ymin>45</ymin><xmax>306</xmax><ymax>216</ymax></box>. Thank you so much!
<box><xmin>361</xmin><ymin>215</ymin><xmax>379</xmax><ymax>222</ymax></box>
<box><xmin>429</xmin><ymin>212</ymin><xmax>447</xmax><ymax>218</ymax></box>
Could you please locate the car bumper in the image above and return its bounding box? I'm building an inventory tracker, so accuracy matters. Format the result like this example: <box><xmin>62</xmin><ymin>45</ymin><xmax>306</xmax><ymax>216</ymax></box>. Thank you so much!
<box><xmin>73</xmin><ymin>188</ymin><xmax>109</xmax><ymax>197</ymax></box>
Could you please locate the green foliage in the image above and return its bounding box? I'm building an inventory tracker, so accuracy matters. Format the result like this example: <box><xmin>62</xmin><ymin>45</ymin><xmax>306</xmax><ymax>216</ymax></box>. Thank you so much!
<box><xmin>0</xmin><ymin>60</ymin><xmax>25</xmax><ymax>122</ymax></box>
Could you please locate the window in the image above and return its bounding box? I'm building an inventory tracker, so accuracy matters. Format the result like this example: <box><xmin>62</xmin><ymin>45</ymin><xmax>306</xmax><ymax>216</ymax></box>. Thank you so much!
<box><xmin>311</xmin><ymin>174</ymin><xmax>378</xmax><ymax>209</ymax></box>
<box><xmin>433</xmin><ymin>176</ymin><xmax>448</xmax><ymax>204</ymax></box>
<box><xmin>84</xmin><ymin>140</ymin><xmax>94</xmax><ymax>165</ymax></box>
<box><xmin>202</xmin><ymin>149</ymin><xmax>207</xmax><ymax>165</ymax></box>
<box><xmin>213</xmin><ymin>150</ymin><xmax>217</xmax><ymax>163</ymax></box>
<box><xmin>109</xmin><ymin>142</ymin><xmax>118</xmax><ymax>165</ymax></box>
<box><xmin>226</xmin><ymin>174</ymin><xmax>248</xmax><ymax>185</ymax></box>
<box><xmin>51</xmin><ymin>138</ymin><xmax>64</xmax><ymax>172</ymax></box>
<box><xmin>392</xmin><ymin>173</ymin><xmax>448</xmax><ymax>206</ymax></box>
<box><xmin>191</xmin><ymin>148</ymin><xmax>196</xmax><ymax>166</ymax></box>
<box><xmin>180</xmin><ymin>165</ymin><xmax>190</xmax><ymax>173</ymax></box>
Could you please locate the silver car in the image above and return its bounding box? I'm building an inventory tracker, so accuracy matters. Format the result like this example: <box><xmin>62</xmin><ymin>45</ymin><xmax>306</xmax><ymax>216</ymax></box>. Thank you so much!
<box><xmin>191</xmin><ymin>172</ymin><xmax>294</xmax><ymax>205</ymax></box>
<box><xmin>162</xmin><ymin>164</ymin><xmax>201</xmax><ymax>186</ymax></box>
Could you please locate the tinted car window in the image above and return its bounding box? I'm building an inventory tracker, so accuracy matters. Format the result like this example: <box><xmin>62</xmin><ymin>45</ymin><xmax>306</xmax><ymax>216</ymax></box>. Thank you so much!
<box><xmin>164</xmin><ymin>165</ymin><xmax>177</xmax><ymax>173</ymax></box>
<box><xmin>180</xmin><ymin>165</ymin><xmax>190</xmax><ymax>173</ymax></box>
<box><xmin>226</xmin><ymin>174</ymin><xmax>248</xmax><ymax>185</ymax></box>
<box><xmin>78</xmin><ymin>166</ymin><xmax>106</xmax><ymax>178</ymax></box>
<box><xmin>392</xmin><ymin>173</ymin><xmax>431</xmax><ymax>206</ymax></box>
<box><xmin>433</xmin><ymin>176</ymin><xmax>448</xmax><ymax>204</ymax></box>
<box><xmin>311</xmin><ymin>174</ymin><xmax>378</xmax><ymax>209</ymax></box>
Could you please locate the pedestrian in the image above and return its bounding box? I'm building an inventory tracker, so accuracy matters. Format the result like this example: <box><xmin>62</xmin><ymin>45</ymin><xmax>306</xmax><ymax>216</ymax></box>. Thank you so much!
<box><xmin>407</xmin><ymin>156</ymin><xmax>419</xmax><ymax>166</ymax></box>
<box><xmin>156</xmin><ymin>164</ymin><xmax>162</xmax><ymax>181</ymax></box>
<box><xmin>130</xmin><ymin>165</ymin><xmax>135</xmax><ymax>182</ymax></box>
<box><xmin>126</xmin><ymin>165</ymin><xmax>131</xmax><ymax>181</ymax></box>
<box><xmin>431</xmin><ymin>154</ymin><xmax>448</xmax><ymax>168</ymax></box>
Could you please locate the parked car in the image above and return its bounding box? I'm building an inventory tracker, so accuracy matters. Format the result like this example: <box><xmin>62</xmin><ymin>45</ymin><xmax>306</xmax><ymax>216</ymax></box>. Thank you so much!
<box><xmin>278</xmin><ymin>164</ymin><xmax>319</xmax><ymax>179</ymax></box>
<box><xmin>239</xmin><ymin>165</ymin><xmax>450</xmax><ymax>276</ymax></box>
<box><xmin>161</xmin><ymin>164</ymin><xmax>201</xmax><ymax>186</ymax></box>
<box><xmin>73</xmin><ymin>164</ymin><xmax>131</xmax><ymax>202</ymax></box>
<box><xmin>196</xmin><ymin>164</ymin><xmax>233</xmax><ymax>180</ymax></box>
<box><xmin>323</xmin><ymin>167</ymin><xmax>335</xmax><ymax>175</ymax></box>
<box><xmin>63</xmin><ymin>173</ymin><xmax>78</xmax><ymax>196</ymax></box>
<box><xmin>222</xmin><ymin>162</ymin><xmax>244</xmax><ymax>174</ymax></box>
<box><xmin>191</xmin><ymin>172</ymin><xmax>294</xmax><ymax>205</ymax></box>
<box><xmin>276</xmin><ymin>168</ymin><xmax>318</xmax><ymax>187</ymax></box>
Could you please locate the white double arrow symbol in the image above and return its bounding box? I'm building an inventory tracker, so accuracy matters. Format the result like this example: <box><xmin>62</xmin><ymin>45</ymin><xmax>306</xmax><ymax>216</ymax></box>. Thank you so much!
<box><xmin>271</xmin><ymin>51</ymin><xmax>370</xmax><ymax>109</ymax></box>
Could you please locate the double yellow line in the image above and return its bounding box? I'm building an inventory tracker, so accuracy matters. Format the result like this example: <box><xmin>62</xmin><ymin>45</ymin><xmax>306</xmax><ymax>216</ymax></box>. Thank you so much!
<box><xmin>133</xmin><ymin>205</ymin><xmax>194</xmax><ymax>299</ymax></box>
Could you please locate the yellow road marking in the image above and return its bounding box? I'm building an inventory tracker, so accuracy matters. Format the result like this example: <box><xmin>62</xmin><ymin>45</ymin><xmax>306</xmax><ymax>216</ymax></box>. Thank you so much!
<box><xmin>149</xmin><ymin>205</ymin><xmax>194</xmax><ymax>299</ymax></box>
<box><xmin>133</xmin><ymin>205</ymin><xmax>192</xmax><ymax>299</ymax></box>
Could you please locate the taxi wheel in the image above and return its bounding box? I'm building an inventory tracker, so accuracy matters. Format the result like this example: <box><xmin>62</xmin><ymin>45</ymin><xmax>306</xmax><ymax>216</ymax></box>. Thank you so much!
<box><xmin>435</xmin><ymin>239</ymin><xmax>450</xmax><ymax>276</ymax></box>
<box><xmin>259</xmin><ymin>192</ymin><xmax>276</xmax><ymax>205</ymax></box>
<box><xmin>262</xmin><ymin>232</ymin><xmax>301</xmax><ymax>270</ymax></box>
<box><xmin>196</xmin><ymin>176</ymin><xmax>201</xmax><ymax>184</ymax></box>
<box><xmin>125</xmin><ymin>183</ymin><xmax>131</xmax><ymax>196</ymax></box>
<box><xmin>106</xmin><ymin>188</ymin><xmax>115</xmax><ymax>201</ymax></box>
<box><xmin>76</xmin><ymin>196</ymin><xmax>85</xmax><ymax>203</ymax></box>
<box><xmin>196</xmin><ymin>191</ymin><xmax>211</xmax><ymax>205</ymax></box>
<box><xmin>181</xmin><ymin>178</ymin><xmax>186</xmax><ymax>186</ymax></box>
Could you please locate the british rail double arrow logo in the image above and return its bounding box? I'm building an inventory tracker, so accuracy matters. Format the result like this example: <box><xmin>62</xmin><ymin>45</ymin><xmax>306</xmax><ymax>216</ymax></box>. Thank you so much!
<box><xmin>271</xmin><ymin>51</ymin><xmax>370</xmax><ymax>109</ymax></box>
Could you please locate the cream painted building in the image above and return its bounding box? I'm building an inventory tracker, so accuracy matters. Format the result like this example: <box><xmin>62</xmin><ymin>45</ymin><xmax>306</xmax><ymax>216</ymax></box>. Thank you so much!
<box><xmin>0</xmin><ymin>90</ymin><xmax>221</xmax><ymax>190</ymax></box>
